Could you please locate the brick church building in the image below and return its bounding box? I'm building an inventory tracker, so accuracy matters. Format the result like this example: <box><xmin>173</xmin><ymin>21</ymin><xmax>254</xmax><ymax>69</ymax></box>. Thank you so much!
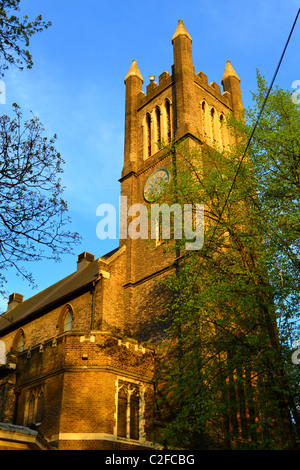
<box><xmin>0</xmin><ymin>20</ymin><xmax>243</xmax><ymax>450</ymax></box>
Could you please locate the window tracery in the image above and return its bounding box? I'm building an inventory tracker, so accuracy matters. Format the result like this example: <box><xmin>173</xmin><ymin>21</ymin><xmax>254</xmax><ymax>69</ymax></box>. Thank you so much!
<box><xmin>24</xmin><ymin>386</ymin><xmax>45</xmax><ymax>426</ymax></box>
<box><xmin>117</xmin><ymin>380</ymin><xmax>141</xmax><ymax>440</ymax></box>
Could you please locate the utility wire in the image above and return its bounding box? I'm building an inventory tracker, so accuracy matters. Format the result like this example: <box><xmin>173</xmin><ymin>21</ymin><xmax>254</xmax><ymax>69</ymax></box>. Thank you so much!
<box><xmin>206</xmin><ymin>7</ymin><xmax>300</xmax><ymax>252</ymax></box>
<box><xmin>182</xmin><ymin>8</ymin><xmax>300</xmax><ymax>297</ymax></box>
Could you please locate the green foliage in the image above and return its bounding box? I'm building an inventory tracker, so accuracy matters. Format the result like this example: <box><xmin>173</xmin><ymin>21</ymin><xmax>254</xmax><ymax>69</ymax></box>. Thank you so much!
<box><xmin>246</xmin><ymin>72</ymin><xmax>300</xmax><ymax>343</ymax></box>
<box><xmin>153</xmin><ymin>74</ymin><xmax>300</xmax><ymax>449</ymax></box>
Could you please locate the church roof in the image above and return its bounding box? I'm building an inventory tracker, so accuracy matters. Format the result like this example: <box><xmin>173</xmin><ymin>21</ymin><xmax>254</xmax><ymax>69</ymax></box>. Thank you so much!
<box><xmin>0</xmin><ymin>247</ymin><xmax>120</xmax><ymax>334</ymax></box>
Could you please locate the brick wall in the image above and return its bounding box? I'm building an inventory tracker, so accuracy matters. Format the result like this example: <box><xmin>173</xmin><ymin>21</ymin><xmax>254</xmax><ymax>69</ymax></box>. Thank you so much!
<box><xmin>9</xmin><ymin>332</ymin><xmax>155</xmax><ymax>449</ymax></box>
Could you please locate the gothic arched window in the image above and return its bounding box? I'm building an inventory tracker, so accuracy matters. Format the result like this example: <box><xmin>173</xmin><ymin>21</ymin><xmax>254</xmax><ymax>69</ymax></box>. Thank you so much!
<box><xmin>63</xmin><ymin>307</ymin><xmax>73</xmax><ymax>332</ymax></box>
<box><xmin>36</xmin><ymin>391</ymin><xmax>45</xmax><ymax>423</ymax></box>
<box><xmin>117</xmin><ymin>381</ymin><xmax>140</xmax><ymax>440</ymax></box>
<box><xmin>146</xmin><ymin>113</ymin><xmax>151</xmax><ymax>157</ymax></box>
<box><xmin>28</xmin><ymin>394</ymin><xmax>35</xmax><ymax>424</ymax></box>
<box><xmin>13</xmin><ymin>329</ymin><xmax>25</xmax><ymax>353</ymax></box>
<box><xmin>57</xmin><ymin>305</ymin><xmax>74</xmax><ymax>334</ymax></box>
<box><xmin>211</xmin><ymin>107</ymin><xmax>215</xmax><ymax>141</ymax></box>
<box><xmin>24</xmin><ymin>387</ymin><xmax>45</xmax><ymax>426</ymax></box>
<box><xmin>155</xmin><ymin>106</ymin><xmax>161</xmax><ymax>145</ymax></box>
<box><xmin>165</xmin><ymin>99</ymin><xmax>171</xmax><ymax>143</ymax></box>
<box><xmin>219</xmin><ymin>113</ymin><xmax>225</xmax><ymax>149</ymax></box>
<box><xmin>201</xmin><ymin>101</ymin><xmax>206</xmax><ymax>136</ymax></box>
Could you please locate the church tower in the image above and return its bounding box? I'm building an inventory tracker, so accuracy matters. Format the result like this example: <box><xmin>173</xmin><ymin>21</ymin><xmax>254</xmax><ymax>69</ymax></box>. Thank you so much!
<box><xmin>120</xmin><ymin>19</ymin><xmax>243</xmax><ymax>340</ymax></box>
<box><xmin>0</xmin><ymin>20</ymin><xmax>244</xmax><ymax>451</ymax></box>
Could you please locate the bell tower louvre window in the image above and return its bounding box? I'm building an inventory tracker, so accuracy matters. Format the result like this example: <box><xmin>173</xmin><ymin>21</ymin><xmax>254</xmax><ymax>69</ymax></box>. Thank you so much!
<box><xmin>146</xmin><ymin>113</ymin><xmax>151</xmax><ymax>158</ymax></box>
<box><xmin>155</xmin><ymin>106</ymin><xmax>161</xmax><ymax>146</ymax></box>
<box><xmin>165</xmin><ymin>99</ymin><xmax>171</xmax><ymax>143</ymax></box>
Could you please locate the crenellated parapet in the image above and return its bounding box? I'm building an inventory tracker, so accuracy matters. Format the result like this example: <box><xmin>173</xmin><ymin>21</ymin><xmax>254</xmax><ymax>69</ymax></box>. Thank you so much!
<box><xmin>122</xmin><ymin>19</ymin><xmax>243</xmax><ymax>179</ymax></box>
<box><xmin>14</xmin><ymin>331</ymin><xmax>155</xmax><ymax>385</ymax></box>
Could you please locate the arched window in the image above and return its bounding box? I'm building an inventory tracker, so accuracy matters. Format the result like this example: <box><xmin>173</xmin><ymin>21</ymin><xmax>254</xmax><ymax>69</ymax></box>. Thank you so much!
<box><xmin>13</xmin><ymin>329</ymin><xmax>25</xmax><ymax>353</ymax></box>
<box><xmin>219</xmin><ymin>114</ymin><xmax>225</xmax><ymax>149</ymax></box>
<box><xmin>211</xmin><ymin>107</ymin><xmax>215</xmax><ymax>141</ymax></box>
<box><xmin>165</xmin><ymin>99</ymin><xmax>171</xmax><ymax>143</ymax></box>
<box><xmin>146</xmin><ymin>113</ymin><xmax>151</xmax><ymax>157</ymax></box>
<box><xmin>18</xmin><ymin>334</ymin><xmax>24</xmax><ymax>352</ymax></box>
<box><xmin>28</xmin><ymin>394</ymin><xmax>35</xmax><ymax>424</ymax></box>
<box><xmin>58</xmin><ymin>305</ymin><xmax>74</xmax><ymax>334</ymax></box>
<box><xmin>36</xmin><ymin>392</ymin><xmax>44</xmax><ymax>423</ymax></box>
<box><xmin>117</xmin><ymin>381</ymin><xmax>140</xmax><ymax>440</ymax></box>
<box><xmin>155</xmin><ymin>106</ymin><xmax>161</xmax><ymax>145</ymax></box>
<box><xmin>24</xmin><ymin>387</ymin><xmax>45</xmax><ymax>426</ymax></box>
<box><xmin>201</xmin><ymin>101</ymin><xmax>206</xmax><ymax>136</ymax></box>
<box><xmin>117</xmin><ymin>385</ymin><xmax>127</xmax><ymax>438</ymax></box>
<box><xmin>63</xmin><ymin>307</ymin><xmax>73</xmax><ymax>332</ymax></box>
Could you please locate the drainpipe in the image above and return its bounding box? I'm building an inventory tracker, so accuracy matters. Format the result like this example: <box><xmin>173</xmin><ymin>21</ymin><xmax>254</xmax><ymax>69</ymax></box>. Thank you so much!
<box><xmin>90</xmin><ymin>271</ymin><xmax>110</xmax><ymax>331</ymax></box>
<box><xmin>90</xmin><ymin>280</ymin><xmax>96</xmax><ymax>331</ymax></box>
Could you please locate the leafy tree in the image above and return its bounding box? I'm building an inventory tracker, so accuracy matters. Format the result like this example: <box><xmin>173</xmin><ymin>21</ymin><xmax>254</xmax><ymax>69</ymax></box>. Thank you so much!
<box><xmin>0</xmin><ymin>104</ymin><xmax>80</xmax><ymax>294</ymax></box>
<box><xmin>246</xmin><ymin>72</ymin><xmax>300</xmax><ymax>339</ymax></box>
<box><xmin>0</xmin><ymin>2</ymin><xmax>80</xmax><ymax>297</ymax></box>
<box><xmin>0</xmin><ymin>0</ymin><xmax>51</xmax><ymax>76</ymax></box>
<box><xmin>153</xmin><ymin>75</ymin><xmax>300</xmax><ymax>449</ymax></box>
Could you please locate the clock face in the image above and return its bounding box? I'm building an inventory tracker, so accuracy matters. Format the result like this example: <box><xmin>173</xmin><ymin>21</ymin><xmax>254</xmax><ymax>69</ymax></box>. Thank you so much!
<box><xmin>143</xmin><ymin>168</ymin><xmax>170</xmax><ymax>202</ymax></box>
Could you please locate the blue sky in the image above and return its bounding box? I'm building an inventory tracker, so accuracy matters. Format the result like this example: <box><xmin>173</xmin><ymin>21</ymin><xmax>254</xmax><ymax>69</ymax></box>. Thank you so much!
<box><xmin>0</xmin><ymin>0</ymin><xmax>299</xmax><ymax>311</ymax></box>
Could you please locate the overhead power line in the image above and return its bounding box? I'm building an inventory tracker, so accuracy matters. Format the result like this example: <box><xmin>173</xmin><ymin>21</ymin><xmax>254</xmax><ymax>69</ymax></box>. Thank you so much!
<box><xmin>206</xmin><ymin>7</ymin><xmax>300</xmax><ymax>252</ymax></box>
<box><xmin>184</xmin><ymin>8</ymin><xmax>300</xmax><ymax>296</ymax></box>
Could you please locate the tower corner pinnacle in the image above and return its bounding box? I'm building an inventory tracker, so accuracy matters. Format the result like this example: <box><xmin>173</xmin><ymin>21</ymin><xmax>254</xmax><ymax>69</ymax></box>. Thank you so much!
<box><xmin>124</xmin><ymin>59</ymin><xmax>144</xmax><ymax>84</ymax></box>
<box><xmin>172</xmin><ymin>19</ymin><xmax>192</xmax><ymax>43</ymax></box>
<box><xmin>222</xmin><ymin>59</ymin><xmax>240</xmax><ymax>84</ymax></box>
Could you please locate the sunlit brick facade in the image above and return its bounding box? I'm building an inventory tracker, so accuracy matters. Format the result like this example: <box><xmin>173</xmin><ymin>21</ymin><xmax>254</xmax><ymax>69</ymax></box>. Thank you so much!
<box><xmin>0</xmin><ymin>20</ymin><xmax>243</xmax><ymax>450</ymax></box>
